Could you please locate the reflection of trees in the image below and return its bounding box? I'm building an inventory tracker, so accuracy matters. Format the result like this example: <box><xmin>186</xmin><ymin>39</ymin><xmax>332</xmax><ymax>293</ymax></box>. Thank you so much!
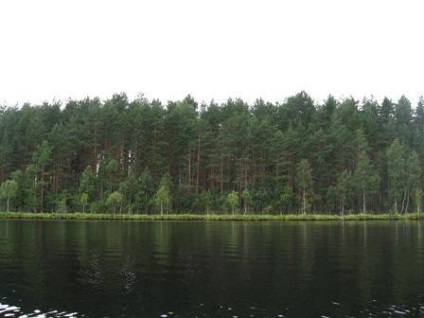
<box><xmin>77</xmin><ymin>252</ymin><xmax>105</xmax><ymax>290</ymax></box>
<box><xmin>2</xmin><ymin>221</ymin><xmax>424</xmax><ymax>317</ymax></box>
<box><xmin>120</xmin><ymin>255</ymin><xmax>136</xmax><ymax>295</ymax></box>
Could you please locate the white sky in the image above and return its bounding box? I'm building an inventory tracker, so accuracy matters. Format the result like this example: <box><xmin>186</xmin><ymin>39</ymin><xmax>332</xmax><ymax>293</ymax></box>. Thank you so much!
<box><xmin>0</xmin><ymin>0</ymin><xmax>423</xmax><ymax>107</ymax></box>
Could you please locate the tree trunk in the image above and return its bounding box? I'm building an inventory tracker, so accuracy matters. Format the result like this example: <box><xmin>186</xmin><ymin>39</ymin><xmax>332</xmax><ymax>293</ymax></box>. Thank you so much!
<box><xmin>6</xmin><ymin>197</ymin><xmax>10</xmax><ymax>213</ymax></box>
<box><xmin>220</xmin><ymin>153</ymin><xmax>224</xmax><ymax>194</ymax></box>
<box><xmin>33</xmin><ymin>178</ymin><xmax>37</xmax><ymax>213</ymax></box>
<box><xmin>401</xmin><ymin>182</ymin><xmax>411</xmax><ymax>214</ymax></box>
<box><xmin>40</xmin><ymin>167</ymin><xmax>45</xmax><ymax>212</ymax></box>
<box><xmin>404</xmin><ymin>188</ymin><xmax>410</xmax><ymax>214</ymax></box>
<box><xmin>128</xmin><ymin>192</ymin><xmax>132</xmax><ymax>214</ymax></box>
<box><xmin>196</xmin><ymin>131</ymin><xmax>200</xmax><ymax>194</ymax></box>
<box><xmin>362</xmin><ymin>190</ymin><xmax>366</xmax><ymax>214</ymax></box>
<box><xmin>188</xmin><ymin>150</ymin><xmax>191</xmax><ymax>193</ymax></box>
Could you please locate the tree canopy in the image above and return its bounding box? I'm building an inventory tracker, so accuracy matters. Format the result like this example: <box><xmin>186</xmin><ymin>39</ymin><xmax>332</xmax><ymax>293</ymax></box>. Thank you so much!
<box><xmin>0</xmin><ymin>92</ymin><xmax>423</xmax><ymax>214</ymax></box>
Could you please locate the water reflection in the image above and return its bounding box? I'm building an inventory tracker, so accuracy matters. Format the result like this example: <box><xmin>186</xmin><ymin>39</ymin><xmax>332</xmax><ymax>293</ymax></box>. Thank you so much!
<box><xmin>120</xmin><ymin>255</ymin><xmax>136</xmax><ymax>295</ymax></box>
<box><xmin>0</xmin><ymin>220</ymin><xmax>424</xmax><ymax>317</ymax></box>
<box><xmin>77</xmin><ymin>252</ymin><xmax>105</xmax><ymax>290</ymax></box>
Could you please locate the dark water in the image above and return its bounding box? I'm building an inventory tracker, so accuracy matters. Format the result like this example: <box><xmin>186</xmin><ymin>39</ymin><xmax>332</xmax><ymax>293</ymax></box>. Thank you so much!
<box><xmin>0</xmin><ymin>220</ymin><xmax>424</xmax><ymax>318</ymax></box>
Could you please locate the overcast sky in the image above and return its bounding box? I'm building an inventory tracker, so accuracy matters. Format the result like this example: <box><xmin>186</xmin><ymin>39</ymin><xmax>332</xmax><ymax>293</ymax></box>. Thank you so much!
<box><xmin>1</xmin><ymin>0</ymin><xmax>423</xmax><ymax>107</ymax></box>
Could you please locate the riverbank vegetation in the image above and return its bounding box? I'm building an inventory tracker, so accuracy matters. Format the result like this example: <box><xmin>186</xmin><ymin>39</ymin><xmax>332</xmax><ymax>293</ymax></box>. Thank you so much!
<box><xmin>0</xmin><ymin>212</ymin><xmax>423</xmax><ymax>221</ymax></box>
<box><xmin>0</xmin><ymin>92</ymin><xmax>423</xmax><ymax>215</ymax></box>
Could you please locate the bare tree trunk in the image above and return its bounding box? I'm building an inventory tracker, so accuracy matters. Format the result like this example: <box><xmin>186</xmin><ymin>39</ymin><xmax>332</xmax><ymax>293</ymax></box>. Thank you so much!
<box><xmin>404</xmin><ymin>188</ymin><xmax>410</xmax><ymax>214</ymax></box>
<box><xmin>196</xmin><ymin>130</ymin><xmax>200</xmax><ymax>195</ymax></box>
<box><xmin>362</xmin><ymin>190</ymin><xmax>366</xmax><ymax>214</ymax></box>
<box><xmin>244</xmin><ymin>160</ymin><xmax>248</xmax><ymax>190</ymax></box>
<box><xmin>40</xmin><ymin>168</ymin><xmax>44</xmax><ymax>212</ymax></box>
<box><xmin>188</xmin><ymin>150</ymin><xmax>191</xmax><ymax>193</ymax></box>
<box><xmin>33</xmin><ymin>176</ymin><xmax>37</xmax><ymax>213</ymax></box>
<box><xmin>401</xmin><ymin>179</ymin><xmax>411</xmax><ymax>214</ymax></box>
<box><xmin>220</xmin><ymin>153</ymin><xmax>223</xmax><ymax>194</ymax></box>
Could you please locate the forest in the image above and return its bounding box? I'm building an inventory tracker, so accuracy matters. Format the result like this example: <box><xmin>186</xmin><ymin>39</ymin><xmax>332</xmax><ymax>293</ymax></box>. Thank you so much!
<box><xmin>0</xmin><ymin>92</ymin><xmax>423</xmax><ymax>215</ymax></box>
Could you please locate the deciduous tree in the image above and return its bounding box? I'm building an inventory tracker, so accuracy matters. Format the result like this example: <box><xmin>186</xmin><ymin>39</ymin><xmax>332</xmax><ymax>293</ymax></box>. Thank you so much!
<box><xmin>0</xmin><ymin>180</ymin><xmax>17</xmax><ymax>212</ymax></box>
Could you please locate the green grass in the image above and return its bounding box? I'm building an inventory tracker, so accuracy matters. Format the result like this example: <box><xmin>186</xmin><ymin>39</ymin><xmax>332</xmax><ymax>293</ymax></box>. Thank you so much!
<box><xmin>0</xmin><ymin>212</ymin><xmax>423</xmax><ymax>221</ymax></box>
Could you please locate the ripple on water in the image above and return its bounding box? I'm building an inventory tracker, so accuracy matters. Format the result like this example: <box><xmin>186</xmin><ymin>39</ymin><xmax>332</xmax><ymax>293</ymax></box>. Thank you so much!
<box><xmin>150</xmin><ymin>301</ymin><xmax>424</xmax><ymax>318</ymax></box>
<box><xmin>1</xmin><ymin>301</ymin><xmax>423</xmax><ymax>317</ymax></box>
<box><xmin>0</xmin><ymin>303</ymin><xmax>79</xmax><ymax>318</ymax></box>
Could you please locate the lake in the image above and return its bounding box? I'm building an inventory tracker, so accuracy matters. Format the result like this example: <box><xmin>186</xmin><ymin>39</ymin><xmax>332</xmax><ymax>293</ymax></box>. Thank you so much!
<box><xmin>0</xmin><ymin>220</ymin><xmax>423</xmax><ymax>318</ymax></box>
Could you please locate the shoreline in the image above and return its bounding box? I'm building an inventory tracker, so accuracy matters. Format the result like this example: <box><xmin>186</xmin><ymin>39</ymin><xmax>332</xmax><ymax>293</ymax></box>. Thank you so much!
<box><xmin>0</xmin><ymin>212</ymin><xmax>423</xmax><ymax>221</ymax></box>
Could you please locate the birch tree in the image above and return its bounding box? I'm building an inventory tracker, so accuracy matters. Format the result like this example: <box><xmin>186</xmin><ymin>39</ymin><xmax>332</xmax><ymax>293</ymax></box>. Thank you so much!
<box><xmin>0</xmin><ymin>180</ymin><xmax>17</xmax><ymax>212</ymax></box>
<box><xmin>354</xmin><ymin>151</ymin><xmax>379</xmax><ymax>214</ymax></box>
<box><xmin>154</xmin><ymin>174</ymin><xmax>171</xmax><ymax>215</ymax></box>
<box><xmin>296</xmin><ymin>159</ymin><xmax>313</xmax><ymax>214</ymax></box>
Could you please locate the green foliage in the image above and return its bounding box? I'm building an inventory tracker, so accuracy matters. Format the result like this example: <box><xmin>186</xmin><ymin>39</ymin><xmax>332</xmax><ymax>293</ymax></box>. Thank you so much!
<box><xmin>31</xmin><ymin>140</ymin><xmax>52</xmax><ymax>212</ymax></box>
<box><xmin>0</xmin><ymin>180</ymin><xmax>18</xmax><ymax>212</ymax></box>
<box><xmin>80</xmin><ymin>166</ymin><xmax>96</xmax><ymax>199</ymax></box>
<box><xmin>1</xmin><ymin>93</ymin><xmax>424</xmax><ymax>215</ymax></box>
<box><xmin>135</xmin><ymin>168</ymin><xmax>154</xmax><ymax>213</ymax></box>
<box><xmin>80</xmin><ymin>193</ymin><xmax>88</xmax><ymax>213</ymax></box>
<box><xmin>387</xmin><ymin>139</ymin><xmax>421</xmax><ymax>214</ymax></box>
<box><xmin>57</xmin><ymin>196</ymin><xmax>68</xmax><ymax>213</ymax></box>
<box><xmin>154</xmin><ymin>174</ymin><xmax>171</xmax><ymax>215</ymax></box>
<box><xmin>242</xmin><ymin>188</ymin><xmax>251</xmax><ymax>214</ymax></box>
<box><xmin>387</xmin><ymin>139</ymin><xmax>405</xmax><ymax>213</ymax></box>
<box><xmin>277</xmin><ymin>186</ymin><xmax>294</xmax><ymax>215</ymax></box>
<box><xmin>0</xmin><ymin>212</ymin><xmax>422</xmax><ymax>222</ymax></box>
<box><xmin>226</xmin><ymin>190</ymin><xmax>239</xmax><ymax>214</ymax></box>
<box><xmin>296</xmin><ymin>159</ymin><xmax>313</xmax><ymax>214</ymax></box>
<box><xmin>32</xmin><ymin>140</ymin><xmax>52</xmax><ymax>171</ymax></box>
<box><xmin>201</xmin><ymin>190</ymin><xmax>213</xmax><ymax>214</ymax></box>
<box><xmin>106</xmin><ymin>191</ymin><xmax>123</xmax><ymax>214</ymax></box>
<box><xmin>335</xmin><ymin>170</ymin><xmax>352</xmax><ymax>216</ymax></box>
<box><xmin>354</xmin><ymin>151</ymin><xmax>379</xmax><ymax>214</ymax></box>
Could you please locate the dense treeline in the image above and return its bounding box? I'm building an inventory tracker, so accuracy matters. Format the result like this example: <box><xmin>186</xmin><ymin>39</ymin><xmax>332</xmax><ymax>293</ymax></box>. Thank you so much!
<box><xmin>0</xmin><ymin>92</ymin><xmax>423</xmax><ymax>215</ymax></box>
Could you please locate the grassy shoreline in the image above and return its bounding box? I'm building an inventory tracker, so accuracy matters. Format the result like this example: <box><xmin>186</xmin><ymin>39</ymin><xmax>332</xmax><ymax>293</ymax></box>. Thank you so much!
<box><xmin>0</xmin><ymin>212</ymin><xmax>423</xmax><ymax>221</ymax></box>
